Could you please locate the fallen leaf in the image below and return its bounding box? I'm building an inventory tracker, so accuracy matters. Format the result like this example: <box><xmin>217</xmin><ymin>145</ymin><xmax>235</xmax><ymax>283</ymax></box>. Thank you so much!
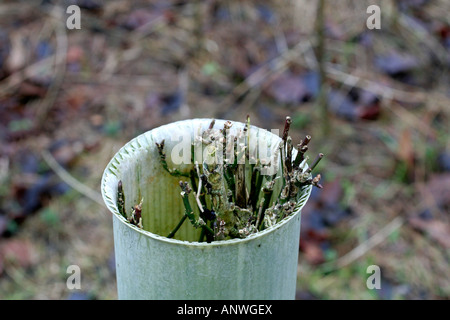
<box><xmin>357</xmin><ymin>103</ymin><xmax>381</xmax><ymax>121</ymax></box>
<box><xmin>300</xmin><ymin>241</ymin><xmax>325</xmax><ymax>265</ymax></box>
<box><xmin>18</xmin><ymin>81</ymin><xmax>47</xmax><ymax>98</ymax></box>
<box><xmin>437</xmin><ymin>153</ymin><xmax>450</xmax><ymax>172</ymax></box>
<box><xmin>268</xmin><ymin>72</ymin><xmax>307</xmax><ymax>104</ymax></box>
<box><xmin>0</xmin><ymin>239</ymin><xmax>37</xmax><ymax>274</ymax></box>
<box><xmin>356</xmin><ymin>88</ymin><xmax>380</xmax><ymax>106</ymax></box>
<box><xmin>409</xmin><ymin>217</ymin><xmax>450</xmax><ymax>248</ymax></box>
<box><xmin>161</xmin><ymin>90</ymin><xmax>183</xmax><ymax>116</ymax></box>
<box><xmin>66</xmin><ymin>46</ymin><xmax>84</xmax><ymax>64</ymax></box>
<box><xmin>35</xmin><ymin>40</ymin><xmax>53</xmax><ymax>61</ymax></box>
<box><xmin>425</xmin><ymin>173</ymin><xmax>450</xmax><ymax>208</ymax></box>
<box><xmin>301</xmin><ymin>71</ymin><xmax>320</xmax><ymax>100</ymax></box>
<box><xmin>327</xmin><ymin>89</ymin><xmax>358</xmax><ymax>121</ymax></box>
<box><xmin>375</xmin><ymin>50</ymin><xmax>419</xmax><ymax>76</ymax></box>
<box><xmin>0</xmin><ymin>215</ymin><xmax>8</xmax><ymax>236</ymax></box>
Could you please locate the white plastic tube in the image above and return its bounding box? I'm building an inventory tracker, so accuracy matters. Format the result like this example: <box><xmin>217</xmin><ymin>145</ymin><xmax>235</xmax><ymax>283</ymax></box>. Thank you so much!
<box><xmin>101</xmin><ymin>119</ymin><xmax>312</xmax><ymax>299</ymax></box>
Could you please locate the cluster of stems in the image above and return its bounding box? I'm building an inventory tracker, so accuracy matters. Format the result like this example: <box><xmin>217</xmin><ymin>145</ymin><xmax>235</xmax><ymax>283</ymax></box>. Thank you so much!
<box><xmin>117</xmin><ymin>116</ymin><xmax>324</xmax><ymax>242</ymax></box>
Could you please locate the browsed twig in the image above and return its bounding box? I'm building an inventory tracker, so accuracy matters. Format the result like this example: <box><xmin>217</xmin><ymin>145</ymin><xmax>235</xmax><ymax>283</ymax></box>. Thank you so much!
<box><xmin>257</xmin><ymin>180</ymin><xmax>275</xmax><ymax>230</ymax></box>
<box><xmin>178</xmin><ymin>181</ymin><xmax>214</xmax><ymax>236</ymax></box>
<box><xmin>41</xmin><ymin>150</ymin><xmax>104</xmax><ymax>206</ymax></box>
<box><xmin>117</xmin><ymin>180</ymin><xmax>127</xmax><ymax>218</ymax></box>
<box><xmin>293</xmin><ymin>135</ymin><xmax>311</xmax><ymax>168</ymax></box>
<box><xmin>155</xmin><ymin>140</ymin><xmax>190</xmax><ymax>177</ymax></box>
<box><xmin>129</xmin><ymin>198</ymin><xmax>143</xmax><ymax>228</ymax></box>
<box><xmin>306</xmin><ymin>153</ymin><xmax>324</xmax><ymax>173</ymax></box>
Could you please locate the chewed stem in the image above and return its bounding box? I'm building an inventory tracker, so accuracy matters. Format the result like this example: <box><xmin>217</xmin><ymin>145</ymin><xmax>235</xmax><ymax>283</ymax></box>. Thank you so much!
<box><xmin>179</xmin><ymin>181</ymin><xmax>214</xmax><ymax>236</ymax></box>
<box><xmin>117</xmin><ymin>180</ymin><xmax>127</xmax><ymax>218</ymax></box>
<box><xmin>307</xmin><ymin>153</ymin><xmax>324</xmax><ymax>173</ymax></box>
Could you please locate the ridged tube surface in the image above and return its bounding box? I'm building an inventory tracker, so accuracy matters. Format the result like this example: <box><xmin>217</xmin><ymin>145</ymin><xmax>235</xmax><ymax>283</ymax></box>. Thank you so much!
<box><xmin>101</xmin><ymin>119</ymin><xmax>312</xmax><ymax>299</ymax></box>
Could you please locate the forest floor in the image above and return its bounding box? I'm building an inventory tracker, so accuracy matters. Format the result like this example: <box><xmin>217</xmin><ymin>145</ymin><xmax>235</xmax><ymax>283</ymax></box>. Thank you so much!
<box><xmin>0</xmin><ymin>0</ymin><xmax>449</xmax><ymax>299</ymax></box>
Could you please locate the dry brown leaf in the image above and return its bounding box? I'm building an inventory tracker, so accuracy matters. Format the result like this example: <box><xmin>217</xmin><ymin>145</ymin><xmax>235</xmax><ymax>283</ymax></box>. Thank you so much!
<box><xmin>409</xmin><ymin>217</ymin><xmax>450</xmax><ymax>249</ymax></box>
<box><xmin>0</xmin><ymin>239</ymin><xmax>38</xmax><ymax>274</ymax></box>
<box><xmin>425</xmin><ymin>173</ymin><xmax>450</xmax><ymax>208</ymax></box>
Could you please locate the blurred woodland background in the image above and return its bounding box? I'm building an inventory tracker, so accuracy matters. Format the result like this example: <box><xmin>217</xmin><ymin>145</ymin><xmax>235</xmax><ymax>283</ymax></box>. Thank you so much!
<box><xmin>0</xmin><ymin>0</ymin><xmax>449</xmax><ymax>299</ymax></box>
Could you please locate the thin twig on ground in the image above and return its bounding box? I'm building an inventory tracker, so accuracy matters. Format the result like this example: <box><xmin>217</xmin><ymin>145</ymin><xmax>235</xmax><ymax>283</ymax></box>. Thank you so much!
<box><xmin>41</xmin><ymin>150</ymin><xmax>104</xmax><ymax>207</ymax></box>
<box><xmin>319</xmin><ymin>216</ymin><xmax>405</xmax><ymax>272</ymax></box>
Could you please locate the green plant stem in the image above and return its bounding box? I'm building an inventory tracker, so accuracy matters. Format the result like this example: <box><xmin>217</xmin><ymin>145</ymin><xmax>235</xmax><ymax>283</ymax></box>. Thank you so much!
<box><xmin>248</xmin><ymin>164</ymin><xmax>261</xmax><ymax>210</ymax></box>
<box><xmin>180</xmin><ymin>181</ymin><xmax>214</xmax><ymax>236</ymax></box>
<box><xmin>223</xmin><ymin>169</ymin><xmax>235</xmax><ymax>202</ymax></box>
<box><xmin>280</xmin><ymin>142</ymin><xmax>290</xmax><ymax>200</ymax></box>
<box><xmin>156</xmin><ymin>140</ymin><xmax>189</xmax><ymax>177</ymax></box>
<box><xmin>245</xmin><ymin>115</ymin><xmax>251</xmax><ymax>160</ymax></box>
<box><xmin>306</xmin><ymin>153</ymin><xmax>324</xmax><ymax>173</ymax></box>
<box><xmin>167</xmin><ymin>215</ymin><xmax>188</xmax><ymax>238</ymax></box>
<box><xmin>257</xmin><ymin>181</ymin><xmax>274</xmax><ymax>230</ymax></box>
<box><xmin>286</xmin><ymin>136</ymin><xmax>293</xmax><ymax>173</ymax></box>
<box><xmin>235</xmin><ymin>162</ymin><xmax>246</xmax><ymax>208</ymax></box>
<box><xmin>293</xmin><ymin>135</ymin><xmax>311</xmax><ymax>168</ymax></box>
<box><xmin>198</xmin><ymin>227</ymin><xmax>206</xmax><ymax>242</ymax></box>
